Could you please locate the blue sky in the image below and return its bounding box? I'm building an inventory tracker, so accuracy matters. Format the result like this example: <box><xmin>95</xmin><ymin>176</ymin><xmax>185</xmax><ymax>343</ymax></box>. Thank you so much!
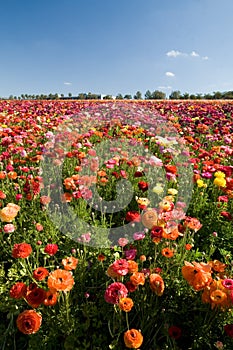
<box><xmin>1</xmin><ymin>0</ymin><xmax>233</xmax><ymax>97</ymax></box>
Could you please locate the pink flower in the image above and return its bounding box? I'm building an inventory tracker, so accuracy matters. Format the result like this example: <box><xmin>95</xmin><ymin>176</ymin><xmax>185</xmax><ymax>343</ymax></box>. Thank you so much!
<box><xmin>111</xmin><ymin>259</ymin><xmax>129</xmax><ymax>276</ymax></box>
<box><xmin>35</xmin><ymin>223</ymin><xmax>43</xmax><ymax>231</ymax></box>
<box><xmin>15</xmin><ymin>194</ymin><xmax>23</xmax><ymax>201</ymax></box>
<box><xmin>3</xmin><ymin>224</ymin><xmax>15</xmax><ymax>233</ymax></box>
<box><xmin>118</xmin><ymin>238</ymin><xmax>129</xmax><ymax>247</ymax></box>
<box><xmin>124</xmin><ymin>249</ymin><xmax>137</xmax><ymax>260</ymax></box>
<box><xmin>104</xmin><ymin>282</ymin><xmax>128</xmax><ymax>304</ymax></box>
<box><xmin>222</xmin><ymin>279</ymin><xmax>233</xmax><ymax>290</ymax></box>
<box><xmin>44</xmin><ymin>244</ymin><xmax>58</xmax><ymax>256</ymax></box>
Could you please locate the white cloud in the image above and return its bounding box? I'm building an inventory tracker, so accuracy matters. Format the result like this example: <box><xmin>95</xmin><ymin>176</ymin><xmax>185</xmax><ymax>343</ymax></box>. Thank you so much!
<box><xmin>166</xmin><ymin>49</ymin><xmax>208</xmax><ymax>60</ymax></box>
<box><xmin>64</xmin><ymin>82</ymin><xmax>72</xmax><ymax>85</ymax></box>
<box><xmin>165</xmin><ymin>71</ymin><xmax>175</xmax><ymax>77</ymax></box>
<box><xmin>190</xmin><ymin>51</ymin><xmax>199</xmax><ymax>57</ymax></box>
<box><xmin>158</xmin><ymin>86</ymin><xmax>172</xmax><ymax>90</ymax></box>
<box><xmin>166</xmin><ymin>50</ymin><xmax>185</xmax><ymax>58</ymax></box>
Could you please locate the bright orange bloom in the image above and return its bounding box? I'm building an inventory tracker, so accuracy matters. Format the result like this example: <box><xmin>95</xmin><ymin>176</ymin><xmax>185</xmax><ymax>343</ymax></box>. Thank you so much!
<box><xmin>16</xmin><ymin>310</ymin><xmax>42</xmax><ymax>334</ymax></box>
<box><xmin>47</xmin><ymin>269</ymin><xmax>74</xmax><ymax>292</ymax></box>
<box><xmin>124</xmin><ymin>329</ymin><xmax>143</xmax><ymax>349</ymax></box>
<box><xmin>33</xmin><ymin>267</ymin><xmax>49</xmax><ymax>281</ymax></box>
<box><xmin>130</xmin><ymin>272</ymin><xmax>145</xmax><ymax>286</ymax></box>
<box><xmin>61</xmin><ymin>192</ymin><xmax>73</xmax><ymax>202</ymax></box>
<box><xmin>97</xmin><ymin>253</ymin><xmax>106</xmax><ymax>262</ymax></box>
<box><xmin>62</xmin><ymin>256</ymin><xmax>79</xmax><ymax>271</ymax></box>
<box><xmin>208</xmin><ymin>260</ymin><xmax>227</xmax><ymax>273</ymax></box>
<box><xmin>7</xmin><ymin>171</ymin><xmax>18</xmax><ymax>179</ymax></box>
<box><xmin>161</xmin><ymin>247</ymin><xmax>174</xmax><ymax>258</ymax></box>
<box><xmin>119</xmin><ymin>297</ymin><xmax>134</xmax><ymax>312</ymax></box>
<box><xmin>43</xmin><ymin>290</ymin><xmax>58</xmax><ymax>306</ymax></box>
<box><xmin>202</xmin><ymin>279</ymin><xmax>231</xmax><ymax>310</ymax></box>
<box><xmin>162</xmin><ymin>227</ymin><xmax>181</xmax><ymax>240</ymax></box>
<box><xmin>127</xmin><ymin>260</ymin><xmax>138</xmax><ymax>274</ymax></box>
<box><xmin>149</xmin><ymin>273</ymin><xmax>165</xmax><ymax>296</ymax></box>
<box><xmin>182</xmin><ymin>261</ymin><xmax>212</xmax><ymax>291</ymax></box>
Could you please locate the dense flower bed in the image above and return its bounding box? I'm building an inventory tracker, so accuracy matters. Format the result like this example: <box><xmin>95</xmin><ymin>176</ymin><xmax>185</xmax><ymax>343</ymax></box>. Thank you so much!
<box><xmin>0</xmin><ymin>99</ymin><xmax>233</xmax><ymax>349</ymax></box>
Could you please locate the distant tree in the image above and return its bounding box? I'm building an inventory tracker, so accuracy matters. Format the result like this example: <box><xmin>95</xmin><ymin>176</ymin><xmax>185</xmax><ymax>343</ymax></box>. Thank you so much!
<box><xmin>124</xmin><ymin>94</ymin><xmax>132</xmax><ymax>100</ymax></box>
<box><xmin>181</xmin><ymin>92</ymin><xmax>190</xmax><ymax>100</ymax></box>
<box><xmin>68</xmin><ymin>92</ymin><xmax>72</xmax><ymax>97</ymax></box>
<box><xmin>144</xmin><ymin>90</ymin><xmax>152</xmax><ymax>99</ymax></box>
<box><xmin>151</xmin><ymin>90</ymin><xmax>166</xmax><ymax>99</ymax></box>
<box><xmin>133</xmin><ymin>91</ymin><xmax>142</xmax><ymax>99</ymax></box>
<box><xmin>116</xmin><ymin>93</ymin><xmax>124</xmax><ymax>99</ymax></box>
<box><xmin>189</xmin><ymin>94</ymin><xmax>197</xmax><ymax>100</ymax></box>
<box><xmin>222</xmin><ymin>91</ymin><xmax>233</xmax><ymax>99</ymax></box>
<box><xmin>203</xmin><ymin>93</ymin><xmax>213</xmax><ymax>100</ymax></box>
<box><xmin>169</xmin><ymin>90</ymin><xmax>182</xmax><ymax>100</ymax></box>
<box><xmin>213</xmin><ymin>91</ymin><xmax>222</xmax><ymax>99</ymax></box>
<box><xmin>103</xmin><ymin>95</ymin><xmax>112</xmax><ymax>99</ymax></box>
<box><xmin>77</xmin><ymin>93</ymin><xmax>87</xmax><ymax>100</ymax></box>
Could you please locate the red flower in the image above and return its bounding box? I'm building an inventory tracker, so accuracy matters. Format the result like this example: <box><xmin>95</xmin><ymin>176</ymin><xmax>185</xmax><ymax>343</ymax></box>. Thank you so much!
<box><xmin>168</xmin><ymin>325</ymin><xmax>182</xmax><ymax>339</ymax></box>
<box><xmin>12</xmin><ymin>243</ymin><xmax>32</xmax><ymax>258</ymax></box>
<box><xmin>125</xmin><ymin>211</ymin><xmax>141</xmax><ymax>222</ymax></box>
<box><xmin>9</xmin><ymin>282</ymin><xmax>27</xmax><ymax>299</ymax></box>
<box><xmin>16</xmin><ymin>310</ymin><xmax>42</xmax><ymax>334</ymax></box>
<box><xmin>224</xmin><ymin>324</ymin><xmax>233</xmax><ymax>338</ymax></box>
<box><xmin>220</xmin><ymin>211</ymin><xmax>232</xmax><ymax>220</ymax></box>
<box><xmin>25</xmin><ymin>287</ymin><xmax>46</xmax><ymax>308</ymax></box>
<box><xmin>33</xmin><ymin>267</ymin><xmax>49</xmax><ymax>281</ymax></box>
<box><xmin>44</xmin><ymin>243</ymin><xmax>58</xmax><ymax>256</ymax></box>
<box><xmin>138</xmin><ymin>181</ymin><xmax>148</xmax><ymax>192</ymax></box>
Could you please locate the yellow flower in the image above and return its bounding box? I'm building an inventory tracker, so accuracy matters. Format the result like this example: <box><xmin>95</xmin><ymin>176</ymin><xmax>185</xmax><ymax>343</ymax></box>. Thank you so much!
<box><xmin>196</xmin><ymin>179</ymin><xmax>207</xmax><ymax>188</ymax></box>
<box><xmin>167</xmin><ymin>188</ymin><xmax>178</xmax><ymax>195</ymax></box>
<box><xmin>214</xmin><ymin>171</ymin><xmax>225</xmax><ymax>178</ymax></box>
<box><xmin>152</xmin><ymin>183</ymin><xmax>164</xmax><ymax>195</ymax></box>
<box><xmin>213</xmin><ymin>177</ymin><xmax>226</xmax><ymax>188</ymax></box>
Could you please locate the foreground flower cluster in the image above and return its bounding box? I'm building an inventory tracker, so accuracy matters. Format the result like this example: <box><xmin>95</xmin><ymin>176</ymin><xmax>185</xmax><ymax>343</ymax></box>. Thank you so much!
<box><xmin>0</xmin><ymin>100</ymin><xmax>233</xmax><ymax>349</ymax></box>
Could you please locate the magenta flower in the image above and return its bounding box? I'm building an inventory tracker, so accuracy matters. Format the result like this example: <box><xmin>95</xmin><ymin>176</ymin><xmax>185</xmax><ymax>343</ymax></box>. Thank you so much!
<box><xmin>222</xmin><ymin>279</ymin><xmax>233</xmax><ymax>290</ymax></box>
<box><xmin>104</xmin><ymin>282</ymin><xmax>128</xmax><ymax>304</ymax></box>
<box><xmin>111</xmin><ymin>259</ymin><xmax>129</xmax><ymax>276</ymax></box>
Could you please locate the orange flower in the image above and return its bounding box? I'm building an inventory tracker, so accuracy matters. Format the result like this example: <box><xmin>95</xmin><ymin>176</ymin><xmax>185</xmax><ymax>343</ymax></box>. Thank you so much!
<box><xmin>47</xmin><ymin>269</ymin><xmax>74</xmax><ymax>292</ymax></box>
<box><xmin>124</xmin><ymin>329</ymin><xmax>143</xmax><ymax>349</ymax></box>
<box><xmin>162</xmin><ymin>227</ymin><xmax>181</xmax><ymax>240</ymax></box>
<box><xmin>141</xmin><ymin>209</ymin><xmax>158</xmax><ymax>229</ymax></box>
<box><xmin>182</xmin><ymin>261</ymin><xmax>212</xmax><ymax>291</ymax></box>
<box><xmin>210</xmin><ymin>289</ymin><xmax>227</xmax><ymax>305</ymax></box>
<box><xmin>7</xmin><ymin>171</ymin><xmax>18</xmax><ymax>179</ymax></box>
<box><xmin>208</xmin><ymin>260</ymin><xmax>227</xmax><ymax>273</ymax></box>
<box><xmin>0</xmin><ymin>203</ymin><xmax>20</xmax><ymax>222</ymax></box>
<box><xmin>61</xmin><ymin>192</ymin><xmax>73</xmax><ymax>202</ymax></box>
<box><xmin>149</xmin><ymin>273</ymin><xmax>165</xmax><ymax>296</ymax></box>
<box><xmin>161</xmin><ymin>247</ymin><xmax>174</xmax><ymax>258</ymax></box>
<box><xmin>130</xmin><ymin>272</ymin><xmax>145</xmax><ymax>286</ymax></box>
<box><xmin>97</xmin><ymin>253</ymin><xmax>106</xmax><ymax>262</ymax></box>
<box><xmin>33</xmin><ymin>267</ymin><xmax>49</xmax><ymax>281</ymax></box>
<box><xmin>62</xmin><ymin>256</ymin><xmax>79</xmax><ymax>270</ymax></box>
<box><xmin>43</xmin><ymin>290</ymin><xmax>58</xmax><ymax>306</ymax></box>
<box><xmin>16</xmin><ymin>310</ymin><xmax>42</xmax><ymax>334</ymax></box>
<box><xmin>119</xmin><ymin>297</ymin><xmax>134</xmax><ymax>312</ymax></box>
<box><xmin>127</xmin><ymin>260</ymin><xmax>138</xmax><ymax>274</ymax></box>
<box><xmin>184</xmin><ymin>217</ymin><xmax>202</xmax><ymax>232</ymax></box>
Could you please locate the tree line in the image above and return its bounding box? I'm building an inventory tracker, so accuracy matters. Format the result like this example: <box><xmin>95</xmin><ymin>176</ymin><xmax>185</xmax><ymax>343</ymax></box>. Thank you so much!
<box><xmin>3</xmin><ymin>90</ymin><xmax>233</xmax><ymax>100</ymax></box>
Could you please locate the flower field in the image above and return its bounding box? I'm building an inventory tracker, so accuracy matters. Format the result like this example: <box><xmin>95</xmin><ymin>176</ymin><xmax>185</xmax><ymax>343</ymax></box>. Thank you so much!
<box><xmin>1</xmin><ymin>99</ymin><xmax>233</xmax><ymax>349</ymax></box>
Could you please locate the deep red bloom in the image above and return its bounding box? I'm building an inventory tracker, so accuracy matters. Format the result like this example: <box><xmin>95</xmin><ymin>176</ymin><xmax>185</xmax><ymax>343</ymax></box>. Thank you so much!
<box><xmin>25</xmin><ymin>287</ymin><xmax>46</xmax><ymax>308</ymax></box>
<box><xmin>10</xmin><ymin>282</ymin><xmax>27</xmax><ymax>299</ymax></box>
<box><xmin>44</xmin><ymin>243</ymin><xmax>58</xmax><ymax>256</ymax></box>
<box><xmin>168</xmin><ymin>325</ymin><xmax>182</xmax><ymax>339</ymax></box>
<box><xmin>138</xmin><ymin>181</ymin><xmax>148</xmax><ymax>192</ymax></box>
<box><xmin>125</xmin><ymin>211</ymin><xmax>141</xmax><ymax>222</ymax></box>
<box><xmin>12</xmin><ymin>243</ymin><xmax>32</xmax><ymax>258</ymax></box>
<box><xmin>220</xmin><ymin>211</ymin><xmax>232</xmax><ymax>220</ymax></box>
<box><xmin>224</xmin><ymin>324</ymin><xmax>233</xmax><ymax>338</ymax></box>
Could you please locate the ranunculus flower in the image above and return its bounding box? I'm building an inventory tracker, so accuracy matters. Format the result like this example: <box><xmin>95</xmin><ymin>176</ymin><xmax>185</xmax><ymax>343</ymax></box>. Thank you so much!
<box><xmin>62</xmin><ymin>256</ymin><xmax>79</xmax><ymax>270</ymax></box>
<box><xmin>16</xmin><ymin>310</ymin><xmax>42</xmax><ymax>334</ymax></box>
<box><xmin>33</xmin><ymin>267</ymin><xmax>49</xmax><ymax>281</ymax></box>
<box><xmin>119</xmin><ymin>297</ymin><xmax>134</xmax><ymax>312</ymax></box>
<box><xmin>125</xmin><ymin>211</ymin><xmax>141</xmax><ymax>222</ymax></box>
<box><xmin>138</xmin><ymin>181</ymin><xmax>148</xmax><ymax>192</ymax></box>
<box><xmin>124</xmin><ymin>329</ymin><xmax>143</xmax><ymax>349</ymax></box>
<box><xmin>3</xmin><ymin>223</ymin><xmax>15</xmax><ymax>233</ymax></box>
<box><xmin>12</xmin><ymin>242</ymin><xmax>32</xmax><ymax>258</ymax></box>
<box><xmin>104</xmin><ymin>282</ymin><xmax>128</xmax><ymax>304</ymax></box>
<box><xmin>111</xmin><ymin>259</ymin><xmax>129</xmax><ymax>276</ymax></box>
<box><xmin>0</xmin><ymin>203</ymin><xmax>20</xmax><ymax>222</ymax></box>
<box><xmin>44</xmin><ymin>243</ymin><xmax>58</xmax><ymax>256</ymax></box>
<box><xmin>222</xmin><ymin>279</ymin><xmax>233</xmax><ymax>290</ymax></box>
<box><xmin>25</xmin><ymin>287</ymin><xmax>46</xmax><ymax>308</ymax></box>
<box><xmin>10</xmin><ymin>282</ymin><xmax>27</xmax><ymax>299</ymax></box>
<box><xmin>47</xmin><ymin>269</ymin><xmax>75</xmax><ymax>292</ymax></box>
<box><xmin>224</xmin><ymin>324</ymin><xmax>233</xmax><ymax>338</ymax></box>
<box><xmin>149</xmin><ymin>273</ymin><xmax>165</xmax><ymax>296</ymax></box>
<box><xmin>168</xmin><ymin>325</ymin><xmax>182</xmax><ymax>339</ymax></box>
